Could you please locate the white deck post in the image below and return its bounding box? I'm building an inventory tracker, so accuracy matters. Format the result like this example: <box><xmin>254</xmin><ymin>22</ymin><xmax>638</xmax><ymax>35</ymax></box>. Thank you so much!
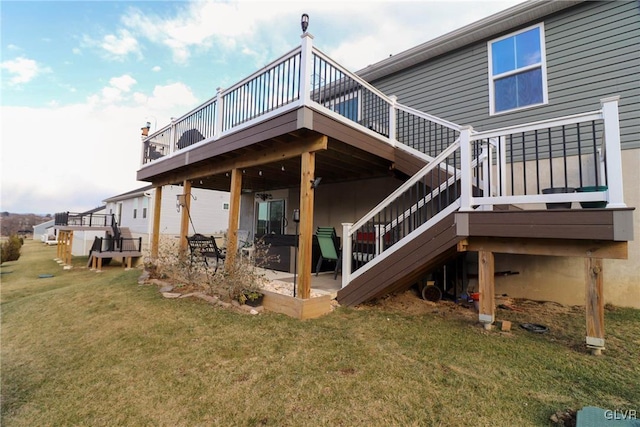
<box><xmin>481</xmin><ymin>143</ymin><xmax>492</xmax><ymax>211</ymax></box>
<box><xmin>459</xmin><ymin>126</ymin><xmax>474</xmax><ymax>211</ymax></box>
<box><xmin>169</xmin><ymin>117</ymin><xmax>177</xmax><ymax>155</ymax></box>
<box><xmin>213</xmin><ymin>87</ymin><xmax>224</xmax><ymax>140</ymax></box>
<box><xmin>388</xmin><ymin>95</ymin><xmax>397</xmax><ymax>143</ymax></box>
<box><xmin>299</xmin><ymin>33</ymin><xmax>314</xmax><ymax>106</ymax></box>
<box><xmin>601</xmin><ymin>96</ymin><xmax>626</xmax><ymax>208</ymax></box>
<box><xmin>374</xmin><ymin>224</ymin><xmax>384</xmax><ymax>255</ymax></box>
<box><xmin>341</xmin><ymin>223</ymin><xmax>353</xmax><ymax>288</ymax></box>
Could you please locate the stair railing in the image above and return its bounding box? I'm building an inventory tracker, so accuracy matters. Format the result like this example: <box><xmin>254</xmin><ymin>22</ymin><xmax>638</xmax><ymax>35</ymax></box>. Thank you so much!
<box><xmin>341</xmin><ymin>137</ymin><xmax>485</xmax><ymax>287</ymax></box>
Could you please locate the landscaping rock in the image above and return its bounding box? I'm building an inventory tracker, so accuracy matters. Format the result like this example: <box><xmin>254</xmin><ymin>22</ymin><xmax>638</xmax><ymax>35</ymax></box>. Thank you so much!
<box><xmin>194</xmin><ymin>292</ymin><xmax>219</xmax><ymax>304</ymax></box>
<box><xmin>148</xmin><ymin>279</ymin><xmax>170</xmax><ymax>287</ymax></box>
<box><xmin>159</xmin><ymin>285</ymin><xmax>174</xmax><ymax>293</ymax></box>
<box><xmin>250</xmin><ymin>309</ymin><xmax>259</xmax><ymax>315</ymax></box>
<box><xmin>162</xmin><ymin>292</ymin><xmax>181</xmax><ymax>299</ymax></box>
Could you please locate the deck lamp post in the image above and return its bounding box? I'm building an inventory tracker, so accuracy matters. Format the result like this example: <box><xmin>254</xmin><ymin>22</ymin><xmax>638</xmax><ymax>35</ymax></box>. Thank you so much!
<box><xmin>293</xmin><ymin>208</ymin><xmax>300</xmax><ymax>297</ymax></box>
<box><xmin>301</xmin><ymin>13</ymin><xmax>309</xmax><ymax>33</ymax></box>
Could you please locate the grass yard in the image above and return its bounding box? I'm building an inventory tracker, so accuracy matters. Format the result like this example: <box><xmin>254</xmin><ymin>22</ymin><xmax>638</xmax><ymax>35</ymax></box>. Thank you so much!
<box><xmin>1</xmin><ymin>240</ymin><xmax>639</xmax><ymax>426</ymax></box>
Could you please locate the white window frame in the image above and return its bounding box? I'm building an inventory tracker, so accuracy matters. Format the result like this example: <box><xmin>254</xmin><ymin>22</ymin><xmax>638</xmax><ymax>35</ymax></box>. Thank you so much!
<box><xmin>488</xmin><ymin>23</ymin><xmax>548</xmax><ymax>116</ymax></box>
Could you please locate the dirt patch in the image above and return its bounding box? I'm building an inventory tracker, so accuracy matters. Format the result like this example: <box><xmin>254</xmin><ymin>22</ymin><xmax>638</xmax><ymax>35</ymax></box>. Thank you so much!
<box><xmin>362</xmin><ymin>287</ymin><xmax>592</xmax><ymax>347</ymax></box>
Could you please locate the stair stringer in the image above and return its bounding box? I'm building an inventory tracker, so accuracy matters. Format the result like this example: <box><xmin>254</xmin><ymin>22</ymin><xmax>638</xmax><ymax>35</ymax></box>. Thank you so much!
<box><xmin>337</xmin><ymin>203</ymin><xmax>466</xmax><ymax>307</ymax></box>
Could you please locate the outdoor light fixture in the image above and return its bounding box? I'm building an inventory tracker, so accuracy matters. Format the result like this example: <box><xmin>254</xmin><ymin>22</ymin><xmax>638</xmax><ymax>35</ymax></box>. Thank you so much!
<box><xmin>301</xmin><ymin>13</ymin><xmax>309</xmax><ymax>33</ymax></box>
<box><xmin>311</xmin><ymin>177</ymin><xmax>322</xmax><ymax>189</ymax></box>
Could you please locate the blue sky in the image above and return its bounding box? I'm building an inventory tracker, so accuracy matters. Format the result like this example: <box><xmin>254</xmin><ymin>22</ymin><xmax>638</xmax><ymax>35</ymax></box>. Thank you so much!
<box><xmin>1</xmin><ymin>0</ymin><xmax>523</xmax><ymax>214</ymax></box>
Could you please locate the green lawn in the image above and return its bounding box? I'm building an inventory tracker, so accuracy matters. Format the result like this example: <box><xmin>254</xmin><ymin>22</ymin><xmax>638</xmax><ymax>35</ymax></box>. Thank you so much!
<box><xmin>1</xmin><ymin>240</ymin><xmax>638</xmax><ymax>426</ymax></box>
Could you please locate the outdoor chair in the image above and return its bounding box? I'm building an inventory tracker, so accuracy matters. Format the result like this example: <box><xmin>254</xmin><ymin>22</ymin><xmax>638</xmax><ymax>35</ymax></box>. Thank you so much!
<box><xmin>236</xmin><ymin>229</ymin><xmax>252</xmax><ymax>251</ymax></box>
<box><xmin>315</xmin><ymin>227</ymin><xmax>341</xmax><ymax>280</ymax></box>
<box><xmin>186</xmin><ymin>233</ymin><xmax>226</xmax><ymax>272</ymax></box>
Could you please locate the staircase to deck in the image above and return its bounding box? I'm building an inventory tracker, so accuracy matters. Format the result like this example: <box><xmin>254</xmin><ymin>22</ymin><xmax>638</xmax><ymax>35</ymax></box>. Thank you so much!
<box><xmin>337</xmin><ymin>99</ymin><xmax>626</xmax><ymax>306</ymax></box>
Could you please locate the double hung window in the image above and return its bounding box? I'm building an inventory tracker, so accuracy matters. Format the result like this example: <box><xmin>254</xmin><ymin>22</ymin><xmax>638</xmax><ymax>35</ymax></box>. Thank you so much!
<box><xmin>488</xmin><ymin>23</ymin><xmax>548</xmax><ymax>114</ymax></box>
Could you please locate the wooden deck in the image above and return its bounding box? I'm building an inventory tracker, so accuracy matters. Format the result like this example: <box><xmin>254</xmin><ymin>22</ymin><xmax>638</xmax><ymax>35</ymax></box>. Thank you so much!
<box><xmin>337</xmin><ymin>208</ymin><xmax>633</xmax><ymax>306</ymax></box>
<box><xmin>137</xmin><ymin>106</ymin><xmax>425</xmax><ymax>191</ymax></box>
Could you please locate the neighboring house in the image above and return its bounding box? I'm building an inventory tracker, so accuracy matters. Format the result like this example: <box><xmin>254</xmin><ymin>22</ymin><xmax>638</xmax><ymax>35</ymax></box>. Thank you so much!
<box><xmin>33</xmin><ymin>219</ymin><xmax>55</xmax><ymax>241</ymax></box>
<box><xmin>136</xmin><ymin>1</ymin><xmax>637</xmax><ymax>351</ymax></box>
<box><xmin>103</xmin><ymin>185</ymin><xmax>230</xmax><ymax>251</ymax></box>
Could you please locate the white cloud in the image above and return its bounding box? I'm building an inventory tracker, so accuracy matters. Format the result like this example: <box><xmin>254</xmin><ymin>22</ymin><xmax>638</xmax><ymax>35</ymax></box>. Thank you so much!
<box><xmin>102</xmin><ymin>29</ymin><xmax>140</xmax><ymax>57</ymax></box>
<box><xmin>7</xmin><ymin>44</ymin><xmax>20</xmax><ymax>51</ymax></box>
<box><xmin>133</xmin><ymin>82</ymin><xmax>198</xmax><ymax>110</ymax></box>
<box><xmin>152</xmin><ymin>65</ymin><xmax>161</xmax><ymax>72</ymax></box>
<box><xmin>82</xmin><ymin>29</ymin><xmax>141</xmax><ymax>61</ymax></box>
<box><xmin>120</xmin><ymin>1</ymin><xmax>290</xmax><ymax>64</ymax></box>
<box><xmin>72</xmin><ymin>47</ymin><xmax>82</xmax><ymax>55</ymax></box>
<box><xmin>110</xmin><ymin>75</ymin><xmax>137</xmax><ymax>92</ymax></box>
<box><xmin>117</xmin><ymin>0</ymin><xmax>524</xmax><ymax>71</ymax></box>
<box><xmin>0</xmin><ymin>80</ymin><xmax>200</xmax><ymax>213</ymax></box>
<box><xmin>0</xmin><ymin>56</ymin><xmax>50</xmax><ymax>86</ymax></box>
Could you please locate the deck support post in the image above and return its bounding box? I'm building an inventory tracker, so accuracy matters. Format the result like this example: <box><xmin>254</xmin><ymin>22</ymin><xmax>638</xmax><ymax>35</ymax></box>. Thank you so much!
<box><xmin>225</xmin><ymin>168</ymin><xmax>242</xmax><ymax>269</ymax></box>
<box><xmin>179</xmin><ymin>180</ymin><xmax>192</xmax><ymax>256</ymax></box>
<box><xmin>585</xmin><ymin>257</ymin><xmax>605</xmax><ymax>355</ymax></box>
<box><xmin>297</xmin><ymin>151</ymin><xmax>316</xmax><ymax>299</ymax></box>
<box><xmin>478</xmin><ymin>250</ymin><xmax>495</xmax><ymax>329</ymax></box>
<box><xmin>151</xmin><ymin>185</ymin><xmax>162</xmax><ymax>259</ymax></box>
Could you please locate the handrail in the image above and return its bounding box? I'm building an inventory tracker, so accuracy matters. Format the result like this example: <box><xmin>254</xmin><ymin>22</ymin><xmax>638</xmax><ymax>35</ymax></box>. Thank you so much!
<box><xmin>342</xmin><ymin>137</ymin><xmax>472</xmax><ymax>286</ymax></box>
<box><xmin>395</xmin><ymin>103</ymin><xmax>461</xmax><ymax>132</ymax></box>
<box><xmin>470</xmin><ymin>110</ymin><xmax>603</xmax><ymax>141</ymax></box>
<box><xmin>349</xmin><ymin>139</ymin><xmax>461</xmax><ymax>234</ymax></box>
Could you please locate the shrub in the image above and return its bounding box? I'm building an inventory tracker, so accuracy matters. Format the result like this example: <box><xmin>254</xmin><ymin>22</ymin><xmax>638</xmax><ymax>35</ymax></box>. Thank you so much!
<box><xmin>1</xmin><ymin>235</ymin><xmax>23</xmax><ymax>264</ymax></box>
<box><xmin>144</xmin><ymin>235</ymin><xmax>277</xmax><ymax>303</ymax></box>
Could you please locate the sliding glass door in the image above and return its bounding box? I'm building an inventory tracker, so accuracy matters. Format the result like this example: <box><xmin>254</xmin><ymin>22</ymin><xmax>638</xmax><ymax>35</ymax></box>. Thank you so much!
<box><xmin>256</xmin><ymin>199</ymin><xmax>285</xmax><ymax>236</ymax></box>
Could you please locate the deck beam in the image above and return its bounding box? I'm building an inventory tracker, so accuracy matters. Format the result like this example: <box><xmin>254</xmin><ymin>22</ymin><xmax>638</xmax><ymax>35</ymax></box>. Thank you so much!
<box><xmin>152</xmin><ymin>135</ymin><xmax>328</xmax><ymax>187</ymax></box>
<box><xmin>462</xmin><ymin>237</ymin><xmax>627</xmax><ymax>260</ymax></box>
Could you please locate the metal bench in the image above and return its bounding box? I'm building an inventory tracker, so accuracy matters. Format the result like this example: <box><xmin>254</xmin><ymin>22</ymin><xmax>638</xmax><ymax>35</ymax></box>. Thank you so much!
<box><xmin>186</xmin><ymin>233</ymin><xmax>226</xmax><ymax>272</ymax></box>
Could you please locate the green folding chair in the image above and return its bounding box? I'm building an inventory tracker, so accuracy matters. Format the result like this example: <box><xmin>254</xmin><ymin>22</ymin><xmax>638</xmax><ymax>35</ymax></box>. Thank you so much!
<box><xmin>315</xmin><ymin>227</ymin><xmax>341</xmax><ymax>279</ymax></box>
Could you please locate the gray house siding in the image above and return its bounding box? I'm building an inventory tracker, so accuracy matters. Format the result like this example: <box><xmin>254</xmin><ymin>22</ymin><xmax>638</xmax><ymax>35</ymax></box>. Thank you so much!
<box><xmin>371</xmin><ymin>1</ymin><xmax>639</xmax><ymax>150</ymax></box>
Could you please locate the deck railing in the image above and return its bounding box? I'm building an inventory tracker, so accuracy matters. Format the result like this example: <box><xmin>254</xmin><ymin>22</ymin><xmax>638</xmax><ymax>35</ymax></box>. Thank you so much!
<box><xmin>464</xmin><ymin>96</ymin><xmax>624</xmax><ymax>210</ymax></box>
<box><xmin>140</xmin><ymin>34</ymin><xmax>460</xmax><ymax>165</ymax></box>
<box><xmin>55</xmin><ymin>212</ymin><xmax>116</xmax><ymax>228</ymax></box>
<box><xmin>341</xmin><ymin>97</ymin><xmax>625</xmax><ymax>287</ymax></box>
<box><xmin>91</xmin><ymin>236</ymin><xmax>142</xmax><ymax>253</ymax></box>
